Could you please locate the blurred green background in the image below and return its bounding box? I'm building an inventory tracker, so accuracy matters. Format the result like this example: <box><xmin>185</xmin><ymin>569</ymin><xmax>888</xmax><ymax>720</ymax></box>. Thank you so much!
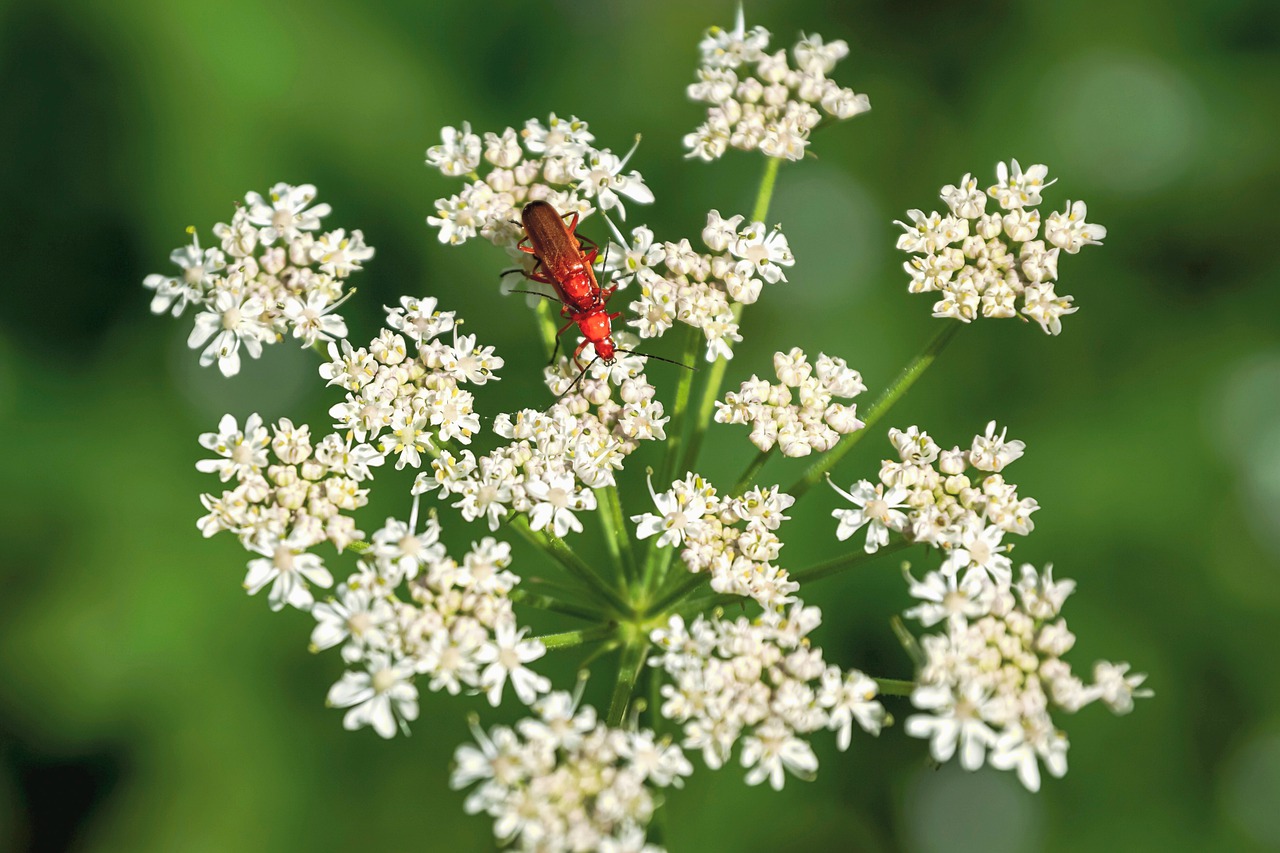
<box><xmin>2</xmin><ymin>0</ymin><xmax>1279</xmax><ymax>850</ymax></box>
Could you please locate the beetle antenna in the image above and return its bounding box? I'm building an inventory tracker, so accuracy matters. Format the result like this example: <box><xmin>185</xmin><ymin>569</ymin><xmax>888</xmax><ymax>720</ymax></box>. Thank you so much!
<box><xmin>614</xmin><ymin>349</ymin><xmax>697</xmax><ymax>371</ymax></box>
<box><xmin>507</xmin><ymin>288</ymin><xmax>565</xmax><ymax>304</ymax></box>
<box><xmin>556</xmin><ymin>356</ymin><xmax>600</xmax><ymax>400</ymax></box>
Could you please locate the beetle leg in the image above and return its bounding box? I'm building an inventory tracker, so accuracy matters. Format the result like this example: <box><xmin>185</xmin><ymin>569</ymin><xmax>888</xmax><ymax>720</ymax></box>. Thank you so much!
<box><xmin>572</xmin><ymin>338</ymin><xmax>591</xmax><ymax>370</ymax></box>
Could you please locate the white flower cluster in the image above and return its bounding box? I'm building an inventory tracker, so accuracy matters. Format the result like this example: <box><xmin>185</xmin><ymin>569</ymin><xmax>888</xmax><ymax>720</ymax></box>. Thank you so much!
<box><xmin>425</xmin><ymin>113</ymin><xmax>653</xmax><ymax>247</ymax></box>
<box><xmin>606</xmin><ymin>210</ymin><xmax>794</xmax><ymax>361</ymax></box>
<box><xmin>830</xmin><ymin>423</ymin><xmax>1038</xmax><ymax>585</ymax></box>
<box><xmin>716</xmin><ymin>347</ymin><xmax>866</xmax><ymax>456</ymax></box>
<box><xmin>145</xmin><ymin>183</ymin><xmax>371</xmax><ymax>376</ymax></box>
<box><xmin>196</xmin><ymin>413</ymin><xmax>382</xmax><ymax>611</ymax></box>
<box><xmin>633</xmin><ymin>475</ymin><xmax>799</xmax><ymax>608</ymax></box>
<box><xmin>540</xmin><ymin>342</ymin><xmax>669</xmax><ymax>446</ymax></box>
<box><xmin>418</xmin><ymin>364</ymin><xmax>667</xmax><ymax>538</ymax></box>
<box><xmin>684</xmin><ymin>10</ymin><xmax>870</xmax><ymax>162</ymax></box>
<box><xmin>904</xmin><ymin>563</ymin><xmax>1150</xmax><ymax>791</ymax></box>
<box><xmin>896</xmin><ymin>161</ymin><xmax>1107</xmax><ymax>334</ymax></box>
<box><xmin>651</xmin><ymin>603</ymin><xmax>886</xmax><ymax>790</ymax></box>
<box><xmin>320</xmin><ymin>518</ymin><xmax>549</xmax><ymax>738</ymax></box>
<box><xmin>452</xmin><ymin>690</ymin><xmax>692</xmax><ymax>851</ymax></box>
<box><xmin>322</xmin><ymin>296</ymin><xmax>502</xmax><ymax>469</ymax></box>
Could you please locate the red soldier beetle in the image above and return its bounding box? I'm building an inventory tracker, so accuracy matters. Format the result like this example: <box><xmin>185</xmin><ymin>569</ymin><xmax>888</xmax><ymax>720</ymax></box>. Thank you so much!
<box><xmin>511</xmin><ymin>201</ymin><xmax>692</xmax><ymax>395</ymax></box>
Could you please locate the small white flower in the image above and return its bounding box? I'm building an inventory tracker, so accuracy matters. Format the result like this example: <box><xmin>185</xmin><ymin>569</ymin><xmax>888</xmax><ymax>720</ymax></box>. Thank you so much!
<box><xmin>569</xmin><ymin>139</ymin><xmax>655</xmax><ymax>220</ymax></box>
<box><xmin>326</xmin><ymin>653</ymin><xmax>419</xmax><ymax>738</ymax></box>
<box><xmin>828</xmin><ymin>478</ymin><xmax>908</xmax><ymax>553</ymax></box>
<box><xmin>187</xmin><ymin>286</ymin><xmax>269</xmax><ymax>377</ymax></box>
<box><xmin>426</xmin><ymin>122</ymin><xmax>483</xmax><ymax>177</ymax></box>
<box><xmin>197</xmin><ymin>413</ymin><xmax>270</xmax><ymax>482</ymax></box>
<box><xmin>243</xmin><ymin>528</ymin><xmax>333</xmax><ymax>611</ymax></box>
<box><xmin>309</xmin><ymin>580</ymin><xmax>394</xmax><ymax>661</ymax></box>
<box><xmin>244</xmin><ymin>182</ymin><xmax>331</xmax><ymax>244</ymax></box>
<box><xmin>143</xmin><ymin>231</ymin><xmax>225</xmax><ymax>316</ymax></box>
<box><xmin>969</xmin><ymin>421</ymin><xmax>1025</xmax><ymax>472</ymax></box>
<box><xmin>1090</xmin><ymin>661</ymin><xmax>1152</xmax><ymax>714</ymax></box>
<box><xmin>631</xmin><ymin>474</ymin><xmax>710</xmax><ymax>548</ymax></box>
<box><xmin>283</xmin><ymin>291</ymin><xmax>348</xmax><ymax>346</ymax></box>
<box><xmin>1045</xmin><ymin>200</ymin><xmax>1106</xmax><ymax>253</ymax></box>
<box><xmin>309</xmin><ymin>228</ymin><xmax>375</xmax><ymax>278</ymax></box>
<box><xmin>526</xmin><ymin>471</ymin><xmax>596</xmax><ymax>538</ymax></box>
<box><xmin>940</xmin><ymin>519</ymin><xmax>1012</xmax><ymax>586</ymax></box>
<box><xmin>988</xmin><ymin>160</ymin><xmax>1055</xmax><ymax>211</ymax></box>
<box><xmin>741</xmin><ymin>718</ymin><xmax>819</xmax><ymax>790</ymax></box>
<box><xmin>474</xmin><ymin>618</ymin><xmax>550</xmax><ymax>707</ymax></box>
<box><xmin>905</xmin><ymin>682</ymin><xmax>1001</xmax><ymax>771</ymax></box>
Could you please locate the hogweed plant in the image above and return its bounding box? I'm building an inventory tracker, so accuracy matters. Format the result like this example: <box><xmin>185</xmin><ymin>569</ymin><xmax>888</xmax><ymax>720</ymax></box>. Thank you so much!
<box><xmin>145</xmin><ymin>10</ymin><xmax>1149</xmax><ymax>850</ymax></box>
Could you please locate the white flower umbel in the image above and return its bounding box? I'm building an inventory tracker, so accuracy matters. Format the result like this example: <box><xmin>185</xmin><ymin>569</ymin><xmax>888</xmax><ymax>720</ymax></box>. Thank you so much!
<box><xmin>684</xmin><ymin>9</ymin><xmax>870</xmax><ymax>162</ymax></box>
<box><xmin>453</xmin><ymin>693</ymin><xmax>692</xmax><ymax>852</ymax></box>
<box><xmin>152</xmin><ymin>13</ymin><xmax>1149</xmax><ymax>841</ymax></box>
<box><xmin>651</xmin><ymin>602</ymin><xmax>885</xmax><ymax>790</ymax></box>
<box><xmin>637</xmin><ymin>474</ymin><xmax>800</xmax><ymax>609</ymax></box>
<box><xmin>826</xmin><ymin>423</ymin><xmax>1040</xmax><ymax>556</ymax></box>
<box><xmin>317</xmin><ymin>525</ymin><xmax>548</xmax><ymax>736</ymax></box>
<box><xmin>903</xmin><ymin>563</ymin><xmax>1149</xmax><ymax>791</ymax></box>
<box><xmin>896</xmin><ymin>161</ymin><xmax>1105</xmax><ymax>334</ymax></box>
<box><xmin>146</xmin><ymin>183</ymin><xmax>372</xmax><ymax>375</ymax></box>
<box><xmin>197</xmin><ymin>415</ymin><xmax>380</xmax><ymax>593</ymax></box>
<box><xmin>324</xmin><ymin>298</ymin><xmax>495</xmax><ymax>460</ymax></box>
<box><xmin>717</xmin><ymin>348</ymin><xmax>866</xmax><ymax>457</ymax></box>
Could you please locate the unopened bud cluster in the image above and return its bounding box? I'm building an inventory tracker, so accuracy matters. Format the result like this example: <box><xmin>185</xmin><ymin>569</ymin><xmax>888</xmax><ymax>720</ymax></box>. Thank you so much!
<box><xmin>685</xmin><ymin>11</ymin><xmax>871</xmax><ymax>161</ymax></box>
<box><xmin>896</xmin><ymin>161</ymin><xmax>1106</xmax><ymax>334</ymax></box>
<box><xmin>716</xmin><ymin>347</ymin><xmax>866</xmax><ymax>456</ymax></box>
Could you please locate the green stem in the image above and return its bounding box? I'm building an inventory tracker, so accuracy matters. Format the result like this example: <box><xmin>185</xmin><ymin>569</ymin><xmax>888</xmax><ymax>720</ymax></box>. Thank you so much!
<box><xmin>891</xmin><ymin>615</ymin><xmax>926</xmax><ymax>670</ymax></box>
<box><xmin>607</xmin><ymin>639</ymin><xmax>650</xmax><ymax>727</ymax></box>
<box><xmin>789</xmin><ymin>538</ymin><xmax>913</xmax><ymax>585</ymax></box>
<box><xmin>534</xmin><ymin>298</ymin><xmax>559</xmax><ymax>360</ymax></box>
<box><xmin>593</xmin><ymin>484</ymin><xmax>624</xmax><ymax>584</ymax></box>
<box><xmin>509</xmin><ymin>516</ymin><xmax>631</xmax><ymax>615</ymax></box>
<box><xmin>509</xmin><ymin>588</ymin><xmax>604</xmax><ymax>622</ymax></box>
<box><xmin>788</xmin><ymin>322</ymin><xmax>962</xmax><ymax>500</ymax></box>
<box><xmin>535</xmin><ymin>623</ymin><xmax>617</xmax><ymax>651</ymax></box>
<box><xmin>644</xmin><ymin>569</ymin><xmax>709</xmax><ymax>617</ymax></box>
<box><xmin>731</xmin><ymin>447</ymin><xmax>774</xmax><ymax>496</ymax></box>
<box><xmin>750</xmin><ymin>155</ymin><xmax>782</xmax><ymax>223</ymax></box>
<box><xmin>678</xmin><ymin>156</ymin><xmax>783</xmax><ymax>477</ymax></box>
<box><xmin>675</xmin><ymin>591</ymin><xmax>749</xmax><ymax>618</ymax></box>
<box><xmin>647</xmin><ymin>661</ymin><xmax>663</xmax><ymax>730</ymax></box>
<box><xmin>658</xmin><ymin>326</ymin><xmax>703</xmax><ymax>486</ymax></box>
<box><xmin>595</xmin><ymin>486</ymin><xmax>631</xmax><ymax>587</ymax></box>
<box><xmin>873</xmin><ymin>677</ymin><xmax>916</xmax><ymax>697</ymax></box>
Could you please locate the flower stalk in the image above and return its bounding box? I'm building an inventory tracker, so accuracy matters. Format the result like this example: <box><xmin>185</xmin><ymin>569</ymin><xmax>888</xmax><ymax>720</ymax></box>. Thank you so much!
<box><xmin>789</xmin><ymin>322</ymin><xmax>962</xmax><ymax>499</ymax></box>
